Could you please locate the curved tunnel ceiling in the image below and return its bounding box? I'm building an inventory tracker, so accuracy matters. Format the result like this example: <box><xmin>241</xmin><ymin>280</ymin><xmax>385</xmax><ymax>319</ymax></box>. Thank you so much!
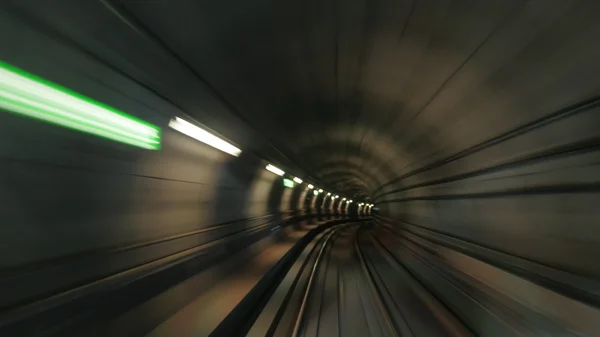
<box><xmin>11</xmin><ymin>0</ymin><xmax>599</xmax><ymax>201</ymax></box>
<box><xmin>101</xmin><ymin>0</ymin><xmax>600</xmax><ymax>201</ymax></box>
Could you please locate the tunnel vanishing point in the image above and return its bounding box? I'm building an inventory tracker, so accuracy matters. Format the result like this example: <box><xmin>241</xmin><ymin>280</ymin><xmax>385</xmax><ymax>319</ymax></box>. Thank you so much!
<box><xmin>1</xmin><ymin>1</ymin><xmax>600</xmax><ymax>336</ymax></box>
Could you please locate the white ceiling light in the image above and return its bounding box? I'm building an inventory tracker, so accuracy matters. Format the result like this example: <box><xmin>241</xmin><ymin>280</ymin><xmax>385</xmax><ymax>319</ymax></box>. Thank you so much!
<box><xmin>327</xmin><ymin>192</ymin><xmax>331</xmax><ymax>196</ymax></box>
<box><xmin>318</xmin><ymin>189</ymin><xmax>323</xmax><ymax>193</ymax></box>
<box><xmin>342</xmin><ymin>198</ymin><xmax>346</xmax><ymax>200</ymax></box>
<box><xmin>313</xmin><ymin>190</ymin><xmax>319</xmax><ymax>195</ymax></box>
<box><xmin>169</xmin><ymin>117</ymin><xmax>241</xmax><ymax>156</ymax></box>
<box><xmin>307</xmin><ymin>184</ymin><xmax>314</xmax><ymax>189</ymax></box>
<box><xmin>265</xmin><ymin>164</ymin><xmax>285</xmax><ymax>176</ymax></box>
<box><xmin>293</xmin><ymin>177</ymin><xmax>303</xmax><ymax>184</ymax></box>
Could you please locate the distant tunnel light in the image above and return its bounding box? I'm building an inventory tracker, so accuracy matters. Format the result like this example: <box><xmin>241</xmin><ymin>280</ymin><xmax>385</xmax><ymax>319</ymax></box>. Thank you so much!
<box><xmin>313</xmin><ymin>190</ymin><xmax>319</xmax><ymax>196</ymax></box>
<box><xmin>293</xmin><ymin>177</ymin><xmax>303</xmax><ymax>184</ymax></box>
<box><xmin>307</xmin><ymin>184</ymin><xmax>314</xmax><ymax>189</ymax></box>
<box><xmin>283</xmin><ymin>178</ymin><xmax>294</xmax><ymax>188</ymax></box>
<box><xmin>169</xmin><ymin>117</ymin><xmax>241</xmax><ymax>156</ymax></box>
<box><xmin>266</xmin><ymin>164</ymin><xmax>285</xmax><ymax>176</ymax></box>
<box><xmin>0</xmin><ymin>61</ymin><xmax>161</xmax><ymax>149</ymax></box>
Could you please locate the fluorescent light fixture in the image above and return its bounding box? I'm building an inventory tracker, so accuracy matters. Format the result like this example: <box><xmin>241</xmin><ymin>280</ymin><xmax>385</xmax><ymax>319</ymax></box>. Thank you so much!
<box><xmin>169</xmin><ymin>117</ymin><xmax>240</xmax><ymax>156</ymax></box>
<box><xmin>266</xmin><ymin>164</ymin><xmax>285</xmax><ymax>176</ymax></box>
<box><xmin>307</xmin><ymin>184</ymin><xmax>314</xmax><ymax>189</ymax></box>
<box><xmin>293</xmin><ymin>177</ymin><xmax>303</xmax><ymax>184</ymax></box>
<box><xmin>283</xmin><ymin>178</ymin><xmax>294</xmax><ymax>188</ymax></box>
<box><xmin>0</xmin><ymin>61</ymin><xmax>161</xmax><ymax>149</ymax></box>
<box><xmin>318</xmin><ymin>189</ymin><xmax>323</xmax><ymax>193</ymax></box>
<box><xmin>313</xmin><ymin>190</ymin><xmax>319</xmax><ymax>196</ymax></box>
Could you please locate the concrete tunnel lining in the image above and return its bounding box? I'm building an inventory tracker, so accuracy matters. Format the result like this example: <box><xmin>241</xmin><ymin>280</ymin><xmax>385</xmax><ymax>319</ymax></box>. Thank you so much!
<box><xmin>1</xmin><ymin>0</ymin><xmax>600</xmax><ymax>335</ymax></box>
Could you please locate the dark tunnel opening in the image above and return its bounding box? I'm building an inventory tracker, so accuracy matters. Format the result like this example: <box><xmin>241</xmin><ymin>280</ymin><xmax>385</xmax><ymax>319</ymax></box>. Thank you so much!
<box><xmin>1</xmin><ymin>0</ymin><xmax>600</xmax><ymax>336</ymax></box>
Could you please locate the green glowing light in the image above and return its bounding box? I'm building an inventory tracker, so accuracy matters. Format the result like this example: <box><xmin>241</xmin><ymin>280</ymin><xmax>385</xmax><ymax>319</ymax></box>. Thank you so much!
<box><xmin>0</xmin><ymin>61</ymin><xmax>161</xmax><ymax>149</ymax></box>
<box><xmin>283</xmin><ymin>178</ymin><xmax>295</xmax><ymax>188</ymax></box>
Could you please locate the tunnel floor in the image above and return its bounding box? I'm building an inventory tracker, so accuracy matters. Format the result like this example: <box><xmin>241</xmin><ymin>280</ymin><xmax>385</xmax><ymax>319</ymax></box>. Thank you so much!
<box><xmin>139</xmin><ymin>218</ymin><xmax>597</xmax><ymax>337</ymax></box>
<box><xmin>249</xmin><ymin>222</ymin><xmax>471</xmax><ymax>337</ymax></box>
<box><xmin>148</xmin><ymin>218</ymin><xmax>589</xmax><ymax>337</ymax></box>
<box><xmin>149</xmin><ymin>220</ymin><xmax>472</xmax><ymax>337</ymax></box>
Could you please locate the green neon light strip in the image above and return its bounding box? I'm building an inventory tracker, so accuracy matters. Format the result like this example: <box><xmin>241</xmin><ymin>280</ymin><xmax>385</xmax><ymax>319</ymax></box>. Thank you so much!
<box><xmin>283</xmin><ymin>178</ymin><xmax>295</xmax><ymax>188</ymax></box>
<box><xmin>0</xmin><ymin>61</ymin><xmax>161</xmax><ymax>149</ymax></box>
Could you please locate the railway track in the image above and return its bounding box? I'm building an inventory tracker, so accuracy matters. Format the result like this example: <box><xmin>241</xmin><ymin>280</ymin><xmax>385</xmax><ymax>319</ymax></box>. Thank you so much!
<box><xmin>242</xmin><ymin>221</ymin><xmax>470</xmax><ymax>337</ymax></box>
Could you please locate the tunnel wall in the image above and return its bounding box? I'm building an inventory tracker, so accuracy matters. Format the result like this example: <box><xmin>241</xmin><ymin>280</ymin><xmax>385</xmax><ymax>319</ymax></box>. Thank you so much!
<box><xmin>373</xmin><ymin>95</ymin><xmax>600</xmax><ymax>333</ymax></box>
<box><xmin>0</xmin><ymin>69</ymin><xmax>285</xmax><ymax>309</ymax></box>
<box><xmin>375</xmin><ymin>100</ymin><xmax>600</xmax><ymax>276</ymax></box>
<box><xmin>0</xmin><ymin>7</ymin><xmax>320</xmax><ymax>333</ymax></box>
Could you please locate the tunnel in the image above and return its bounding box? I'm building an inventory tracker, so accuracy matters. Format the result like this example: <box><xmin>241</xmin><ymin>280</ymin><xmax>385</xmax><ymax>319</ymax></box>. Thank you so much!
<box><xmin>1</xmin><ymin>0</ymin><xmax>600</xmax><ymax>336</ymax></box>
